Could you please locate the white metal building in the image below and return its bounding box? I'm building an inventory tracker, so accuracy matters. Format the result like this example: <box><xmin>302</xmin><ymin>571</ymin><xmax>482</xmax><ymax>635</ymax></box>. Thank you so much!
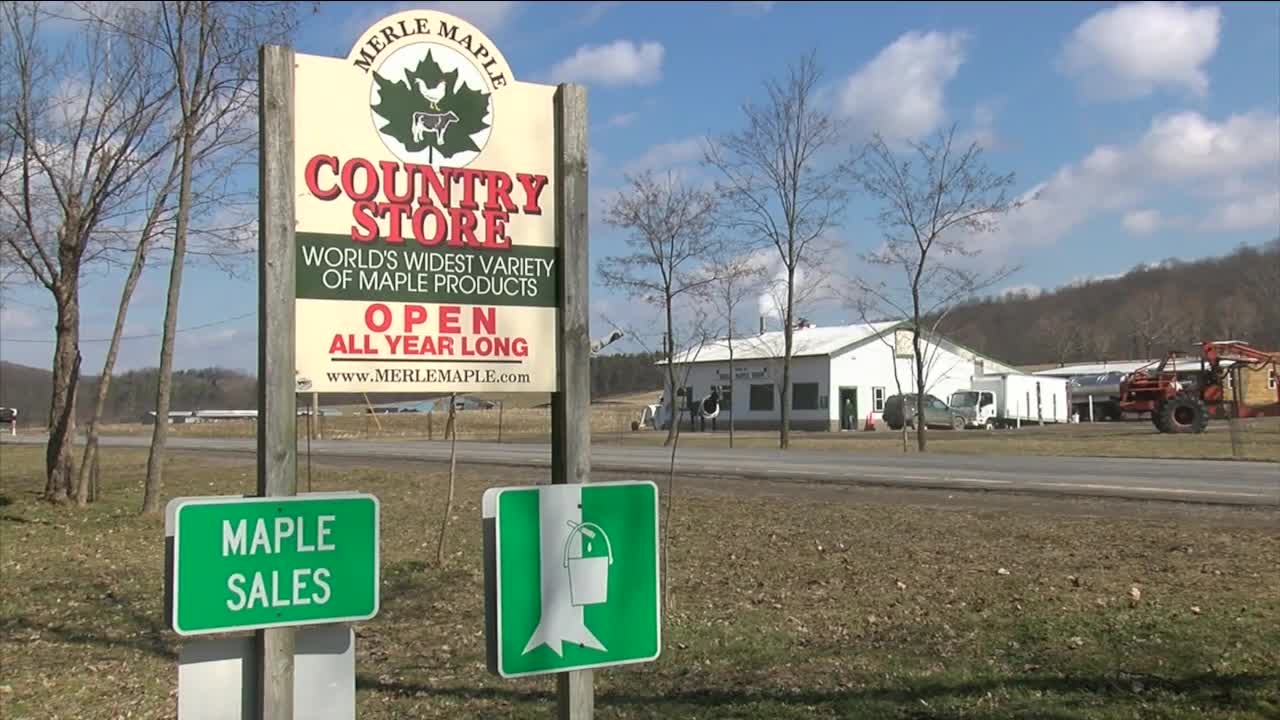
<box><xmin>659</xmin><ymin>321</ymin><xmax>1018</xmax><ymax>431</ymax></box>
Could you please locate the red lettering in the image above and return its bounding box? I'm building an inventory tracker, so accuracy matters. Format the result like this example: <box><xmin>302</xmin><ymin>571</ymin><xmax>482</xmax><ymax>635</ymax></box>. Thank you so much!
<box><xmin>351</xmin><ymin>201</ymin><xmax>379</xmax><ymax>242</ymax></box>
<box><xmin>447</xmin><ymin>168</ymin><xmax>482</xmax><ymax>210</ymax></box>
<box><xmin>381</xmin><ymin>203</ymin><xmax>411</xmax><ymax>243</ymax></box>
<box><xmin>342</xmin><ymin>158</ymin><xmax>379</xmax><ymax>201</ymax></box>
<box><xmin>439</xmin><ymin>306</ymin><xmax>461</xmax><ymax>334</ymax></box>
<box><xmin>485</xmin><ymin>171</ymin><xmax>518</xmax><ymax>212</ymax></box>
<box><xmin>412</xmin><ymin>204</ymin><xmax>447</xmax><ymax>246</ymax></box>
<box><xmin>403</xmin><ymin>335</ymin><xmax>420</xmax><ymax>354</ymax></box>
<box><xmin>365</xmin><ymin>303</ymin><xmax>393</xmax><ymax>332</ymax></box>
<box><xmin>404</xmin><ymin>304</ymin><xmax>428</xmax><ymax>332</ymax></box>
<box><xmin>410</xmin><ymin>163</ymin><xmax>451</xmax><ymax>207</ymax></box>
<box><xmin>513</xmin><ymin>337</ymin><xmax>528</xmax><ymax>357</ymax></box>
<box><xmin>328</xmin><ymin>334</ymin><xmax>348</xmax><ymax>354</ymax></box>
<box><xmin>449</xmin><ymin>207</ymin><xmax>479</xmax><ymax>247</ymax></box>
<box><xmin>473</xmin><ymin>306</ymin><xmax>496</xmax><ymax>334</ymax></box>
<box><xmin>516</xmin><ymin>173</ymin><xmax>549</xmax><ymax>215</ymax></box>
<box><xmin>384</xmin><ymin>334</ymin><xmax>402</xmax><ymax>353</ymax></box>
<box><xmin>484</xmin><ymin>209</ymin><xmax>511</xmax><ymax>249</ymax></box>
<box><xmin>438</xmin><ymin>336</ymin><xmax>454</xmax><ymax>354</ymax></box>
<box><xmin>305</xmin><ymin>155</ymin><xmax>340</xmax><ymax>201</ymax></box>
<box><xmin>379</xmin><ymin>161</ymin><xmax>414</xmax><ymax>203</ymax></box>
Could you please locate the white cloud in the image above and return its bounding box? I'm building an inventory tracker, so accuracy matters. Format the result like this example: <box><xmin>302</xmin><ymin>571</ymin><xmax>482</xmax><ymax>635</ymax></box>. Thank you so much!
<box><xmin>1202</xmin><ymin>191</ymin><xmax>1280</xmax><ymax>232</ymax></box>
<box><xmin>1068</xmin><ymin>273</ymin><xmax>1124</xmax><ymax>286</ymax></box>
<box><xmin>1060</xmin><ymin>2</ymin><xmax>1220</xmax><ymax>101</ymax></box>
<box><xmin>578</xmin><ymin>1</ymin><xmax>621</xmax><ymax>26</ymax></box>
<box><xmin>622</xmin><ymin>137</ymin><xmax>705</xmax><ymax>175</ymax></box>
<box><xmin>964</xmin><ymin>100</ymin><xmax>1001</xmax><ymax>151</ymax></box>
<box><xmin>341</xmin><ymin>1</ymin><xmax>519</xmax><ymax>46</ymax></box>
<box><xmin>974</xmin><ymin>111</ymin><xmax>1280</xmax><ymax>252</ymax></box>
<box><xmin>421</xmin><ymin>1</ymin><xmax>520</xmax><ymax>33</ymax></box>
<box><xmin>0</xmin><ymin>305</ymin><xmax>40</xmax><ymax>332</ymax></box>
<box><xmin>607</xmin><ymin>112</ymin><xmax>638</xmax><ymax>128</ymax></box>
<box><xmin>837</xmin><ymin>31</ymin><xmax>968</xmax><ymax>142</ymax></box>
<box><xmin>1000</xmin><ymin>284</ymin><xmax>1043</xmax><ymax>299</ymax></box>
<box><xmin>731</xmin><ymin>1</ymin><xmax>775</xmax><ymax>15</ymax></box>
<box><xmin>1122</xmin><ymin>209</ymin><xmax>1162</xmax><ymax>235</ymax></box>
<box><xmin>549</xmin><ymin>40</ymin><xmax>664</xmax><ymax>87</ymax></box>
<box><xmin>1139</xmin><ymin>112</ymin><xmax>1279</xmax><ymax>178</ymax></box>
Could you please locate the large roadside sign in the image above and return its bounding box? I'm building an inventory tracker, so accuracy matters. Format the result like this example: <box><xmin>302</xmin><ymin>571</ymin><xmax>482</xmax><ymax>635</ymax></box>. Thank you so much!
<box><xmin>166</xmin><ymin>494</ymin><xmax>380</xmax><ymax>637</ymax></box>
<box><xmin>483</xmin><ymin>481</ymin><xmax>661</xmax><ymax>678</ymax></box>
<box><xmin>293</xmin><ymin>10</ymin><xmax>559</xmax><ymax>395</ymax></box>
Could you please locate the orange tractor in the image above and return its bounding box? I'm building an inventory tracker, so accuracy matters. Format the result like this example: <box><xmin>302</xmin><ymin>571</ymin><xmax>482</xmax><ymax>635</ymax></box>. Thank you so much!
<box><xmin>1118</xmin><ymin>340</ymin><xmax>1280</xmax><ymax>434</ymax></box>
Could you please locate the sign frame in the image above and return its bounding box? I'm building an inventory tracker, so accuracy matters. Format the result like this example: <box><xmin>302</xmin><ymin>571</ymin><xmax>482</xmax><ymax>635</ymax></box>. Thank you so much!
<box><xmin>483</xmin><ymin>480</ymin><xmax>662</xmax><ymax>679</ymax></box>
<box><xmin>167</xmin><ymin>492</ymin><xmax>382</xmax><ymax>638</ymax></box>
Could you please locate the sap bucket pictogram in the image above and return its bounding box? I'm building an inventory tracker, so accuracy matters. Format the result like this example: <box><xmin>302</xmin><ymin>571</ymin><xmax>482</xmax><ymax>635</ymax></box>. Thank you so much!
<box><xmin>564</xmin><ymin>520</ymin><xmax>613</xmax><ymax>607</ymax></box>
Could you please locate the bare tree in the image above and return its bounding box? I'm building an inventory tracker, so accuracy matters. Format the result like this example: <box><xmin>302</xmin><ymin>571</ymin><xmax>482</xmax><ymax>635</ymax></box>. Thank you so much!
<box><xmin>77</xmin><ymin>156</ymin><xmax>182</xmax><ymax>505</ymax></box>
<box><xmin>141</xmin><ymin>0</ymin><xmax>298</xmax><ymax>513</ymax></box>
<box><xmin>598</xmin><ymin>169</ymin><xmax>720</xmax><ymax>447</ymax></box>
<box><xmin>705</xmin><ymin>50</ymin><xmax>853</xmax><ymax>449</ymax></box>
<box><xmin>436</xmin><ymin>393</ymin><xmax>458</xmax><ymax>565</ymax></box>
<box><xmin>694</xmin><ymin>254</ymin><xmax>766</xmax><ymax>447</ymax></box>
<box><xmin>1120</xmin><ymin>288</ymin><xmax>1178</xmax><ymax>358</ymax></box>
<box><xmin>0</xmin><ymin>3</ymin><xmax>176</xmax><ymax>502</ymax></box>
<box><xmin>1034</xmin><ymin>311</ymin><xmax>1082</xmax><ymax>366</ymax></box>
<box><xmin>850</xmin><ymin>125</ymin><xmax>1021</xmax><ymax>451</ymax></box>
<box><xmin>602</xmin><ymin>311</ymin><xmax>713</xmax><ymax>611</ymax></box>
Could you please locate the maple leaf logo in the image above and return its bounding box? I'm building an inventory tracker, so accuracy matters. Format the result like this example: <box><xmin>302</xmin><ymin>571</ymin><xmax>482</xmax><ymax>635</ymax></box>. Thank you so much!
<box><xmin>370</xmin><ymin>48</ymin><xmax>492</xmax><ymax>164</ymax></box>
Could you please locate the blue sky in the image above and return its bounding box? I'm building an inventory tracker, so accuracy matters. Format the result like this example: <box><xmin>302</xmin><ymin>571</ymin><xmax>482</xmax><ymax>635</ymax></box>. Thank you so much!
<box><xmin>2</xmin><ymin>0</ymin><xmax>1277</xmax><ymax>372</ymax></box>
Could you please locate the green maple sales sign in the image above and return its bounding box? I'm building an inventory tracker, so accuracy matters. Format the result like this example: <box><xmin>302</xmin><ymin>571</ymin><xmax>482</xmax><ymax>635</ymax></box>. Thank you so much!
<box><xmin>166</xmin><ymin>494</ymin><xmax>380</xmax><ymax>636</ymax></box>
<box><xmin>483</xmin><ymin>481</ymin><xmax>661</xmax><ymax>678</ymax></box>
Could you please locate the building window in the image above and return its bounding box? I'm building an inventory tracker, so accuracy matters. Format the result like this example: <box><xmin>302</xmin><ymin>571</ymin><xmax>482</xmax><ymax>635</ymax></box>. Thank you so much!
<box><xmin>793</xmin><ymin>382</ymin><xmax>819</xmax><ymax>410</ymax></box>
<box><xmin>873</xmin><ymin>387</ymin><xmax>886</xmax><ymax>412</ymax></box>
<box><xmin>1270</xmin><ymin>368</ymin><xmax>1277</xmax><ymax>390</ymax></box>
<box><xmin>749</xmin><ymin>384</ymin><xmax>774</xmax><ymax>411</ymax></box>
<box><xmin>715</xmin><ymin>384</ymin><xmax>733</xmax><ymax>412</ymax></box>
<box><xmin>820</xmin><ymin>395</ymin><xmax>829</xmax><ymax>410</ymax></box>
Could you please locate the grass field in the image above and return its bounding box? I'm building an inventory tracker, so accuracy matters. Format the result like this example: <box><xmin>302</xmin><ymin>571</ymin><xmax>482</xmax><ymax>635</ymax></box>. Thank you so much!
<box><xmin>83</xmin><ymin>411</ymin><xmax>1280</xmax><ymax>462</ymax></box>
<box><xmin>2</xmin><ymin>446</ymin><xmax>1277</xmax><ymax>719</ymax></box>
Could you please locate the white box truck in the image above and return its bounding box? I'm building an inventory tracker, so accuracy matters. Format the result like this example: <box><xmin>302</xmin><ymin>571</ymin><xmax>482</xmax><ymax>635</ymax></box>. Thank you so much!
<box><xmin>949</xmin><ymin>374</ymin><xmax>1071</xmax><ymax>429</ymax></box>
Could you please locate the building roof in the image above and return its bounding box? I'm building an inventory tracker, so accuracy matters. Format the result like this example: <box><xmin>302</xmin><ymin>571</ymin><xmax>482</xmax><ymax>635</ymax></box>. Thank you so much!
<box><xmin>1032</xmin><ymin>361</ymin><xmax>1156</xmax><ymax>377</ymax></box>
<box><xmin>661</xmin><ymin>321</ymin><xmax>906</xmax><ymax>365</ymax></box>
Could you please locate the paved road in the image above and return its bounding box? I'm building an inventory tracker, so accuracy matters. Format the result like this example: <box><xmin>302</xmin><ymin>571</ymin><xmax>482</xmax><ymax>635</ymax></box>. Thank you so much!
<box><xmin>5</xmin><ymin>434</ymin><xmax>1276</xmax><ymax>506</ymax></box>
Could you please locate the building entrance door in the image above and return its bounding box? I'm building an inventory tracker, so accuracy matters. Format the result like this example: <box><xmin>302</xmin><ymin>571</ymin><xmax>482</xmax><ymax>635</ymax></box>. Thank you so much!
<box><xmin>839</xmin><ymin>387</ymin><xmax>858</xmax><ymax>431</ymax></box>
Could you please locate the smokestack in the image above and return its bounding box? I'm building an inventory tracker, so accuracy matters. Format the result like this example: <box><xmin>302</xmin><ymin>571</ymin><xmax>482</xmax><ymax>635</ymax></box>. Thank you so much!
<box><xmin>759</xmin><ymin>316</ymin><xmax>765</xmax><ymax>334</ymax></box>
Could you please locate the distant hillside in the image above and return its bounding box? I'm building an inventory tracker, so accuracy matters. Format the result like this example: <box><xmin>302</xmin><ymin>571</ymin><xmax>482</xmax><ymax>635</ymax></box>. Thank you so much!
<box><xmin>0</xmin><ymin>352</ymin><xmax>666</xmax><ymax>427</ymax></box>
<box><xmin>941</xmin><ymin>240</ymin><xmax>1280</xmax><ymax>367</ymax></box>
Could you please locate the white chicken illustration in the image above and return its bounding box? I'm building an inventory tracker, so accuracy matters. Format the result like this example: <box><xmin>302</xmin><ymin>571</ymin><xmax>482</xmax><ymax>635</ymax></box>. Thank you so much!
<box><xmin>414</xmin><ymin>77</ymin><xmax>447</xmax><ymax>111</ymax></box>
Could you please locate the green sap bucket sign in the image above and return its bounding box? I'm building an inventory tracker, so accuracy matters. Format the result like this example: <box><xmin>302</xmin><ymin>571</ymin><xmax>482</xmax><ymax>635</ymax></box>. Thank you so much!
<box><xmin>166</xmin><ymin>493</ymin><xmax>380</xmax><ymax>636</ymax></box>
<box><xmin>483</xmin><ymin>481</ymin><xmax>661</xmax><ymax>678</ymax></box>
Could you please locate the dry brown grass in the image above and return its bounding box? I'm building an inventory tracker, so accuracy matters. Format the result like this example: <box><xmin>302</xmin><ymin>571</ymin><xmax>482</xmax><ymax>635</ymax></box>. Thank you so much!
<box><xmin>2</xmin><ymin>446</ymin><xmax>1277</xmax><ymax>719</ymax></box>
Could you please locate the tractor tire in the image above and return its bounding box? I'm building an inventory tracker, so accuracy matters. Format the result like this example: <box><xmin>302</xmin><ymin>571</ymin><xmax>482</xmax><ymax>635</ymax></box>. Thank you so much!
<box><xmin>1157</xmin><ymin>396</ymin><xmax>1209</xmax><ymax>434</ymax></box>
<box><xmin>1152</xmin><ymin>402</ymin><xmax>1171</xmax><ymax>433</ymax></box>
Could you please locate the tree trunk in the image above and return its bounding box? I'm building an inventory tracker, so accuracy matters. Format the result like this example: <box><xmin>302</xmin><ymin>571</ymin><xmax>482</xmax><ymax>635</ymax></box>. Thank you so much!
<box><xmin>728</xmin><ymin>321</ymin><xmax>735</xmax><ymax>449</ymax></box>
<box><xmin>142</xmin><ymin>126</ymin><xmax>197</xmax><ymax>514</ymax></box>
<box><xmin>663</xmin><ymin>298</ymin><xmax>678</xmax><ymax>447</ymax></box>
<box><xmin>78</xmin><ymin>212</ymin><xmax>162</xmax><ymax>505</ymax></box>
<box><xmin>45</xmin><ymin>282</ymin><xmax>81</xmax><ymax>503</ymax></box>
<box><xmin>780</xmin><ymin>265</ymin><xmax>795</xmax><ymax>449</ymax></box>
<box><xmin>662</xmin><ymin>396</ymin><xmax>681</xmax><ymax>611</ymax></box>
<box><xmin>912</xmin><ymin>323</ymin><xmax>928</xmax><ymax>452</ymax></box>
<box><xmin>436</xmin><ymin>394</ymin><xmax>458</xmax><ymax>565</ymax></box>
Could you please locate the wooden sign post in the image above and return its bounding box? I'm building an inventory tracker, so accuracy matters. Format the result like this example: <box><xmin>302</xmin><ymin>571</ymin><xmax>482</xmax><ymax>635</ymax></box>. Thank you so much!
<box><xmin>551</xmin><ymin>82</ymin><xmax>592</xmax><ymax>719</ymax></box>
<box><xmin>257</xmin><ymin>43</ymin><xmax>298</xmax><ymax>720</ymax></box>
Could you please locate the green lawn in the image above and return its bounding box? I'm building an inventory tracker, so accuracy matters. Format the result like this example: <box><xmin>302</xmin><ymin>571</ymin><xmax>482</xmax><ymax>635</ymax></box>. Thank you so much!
<box><xmin>2</xmin><ymin>446</ymin><xmax>1277</xmax><ymax>719</ymax></box>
